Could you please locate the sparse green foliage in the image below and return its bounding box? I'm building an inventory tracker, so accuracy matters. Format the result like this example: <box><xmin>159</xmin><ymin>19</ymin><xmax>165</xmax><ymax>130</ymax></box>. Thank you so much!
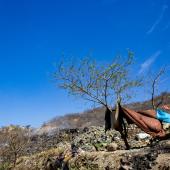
<box><xmin>54</xmin><ymin>51</ymin><xmax>142</xmax><ymax>109</ymax></box>
<box><xmin>55</xmin><ymin>51</ymin><xmax>142</xmax><ymax>149</ymax></box>
<box><xmin>0</xmin><ymin>162</ymin><xmax>10</xmax><ymax>170</ymax></box>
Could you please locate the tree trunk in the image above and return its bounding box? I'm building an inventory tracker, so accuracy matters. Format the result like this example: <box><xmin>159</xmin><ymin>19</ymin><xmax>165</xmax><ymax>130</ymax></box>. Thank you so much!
<box><xmin>13</xmin><ymin>152</ymin><xmax>17</xmax><ymax>167</ymax></box>
<box><xmin>105</xmin><ymin>103</ymin><xmax>130</xmax><ymax>149</ymax></box>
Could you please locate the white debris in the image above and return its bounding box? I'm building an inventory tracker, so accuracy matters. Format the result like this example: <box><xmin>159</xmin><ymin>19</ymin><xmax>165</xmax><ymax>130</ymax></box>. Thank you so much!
<box><xmin>162</xmin><ymin>123</ymin><xmax>170</xmax><ymax>130</ymax></box>
<box><xmin>136</xmin><ymin>133</ymin><xmax>150</xmax><ymax>140</ymax></box>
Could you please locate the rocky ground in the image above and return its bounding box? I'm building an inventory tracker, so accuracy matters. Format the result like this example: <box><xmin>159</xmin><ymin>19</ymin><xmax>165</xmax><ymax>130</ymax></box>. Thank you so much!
<box><xmin>1</xmin><ymin>93</ymin><xmax>170</xmax><ymax>169</ymax></box>
<box><xmin>12</xmin><ymin>124</ymin><xmax>170</xmax><ymax>170</ymax></box>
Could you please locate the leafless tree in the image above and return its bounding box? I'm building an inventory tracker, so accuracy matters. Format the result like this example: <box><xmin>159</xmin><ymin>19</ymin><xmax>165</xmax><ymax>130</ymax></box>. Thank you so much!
<box><xmin>0</xmin><ymin>125</ymin><xmax>30</xmax><ymax>168</ymax></box>
<box><xmin>149</xmin><ymin>67</ymin><xmax>167</xmax><ymax>109</ymax></box>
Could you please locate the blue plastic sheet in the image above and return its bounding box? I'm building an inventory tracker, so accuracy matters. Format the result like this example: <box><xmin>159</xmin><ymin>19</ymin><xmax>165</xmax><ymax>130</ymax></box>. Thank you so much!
<box><xmin>156</xmin><ymin>109</ymin><xmax>170</xmax><ymax>123</ymax></box>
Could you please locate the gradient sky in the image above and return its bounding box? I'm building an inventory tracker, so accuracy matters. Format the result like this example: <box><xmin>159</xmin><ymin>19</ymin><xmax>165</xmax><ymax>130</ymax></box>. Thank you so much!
<box><xmin>0</xmin><ymin>0</ymin><xmax>170</xmax><ymax>127</ymax></box>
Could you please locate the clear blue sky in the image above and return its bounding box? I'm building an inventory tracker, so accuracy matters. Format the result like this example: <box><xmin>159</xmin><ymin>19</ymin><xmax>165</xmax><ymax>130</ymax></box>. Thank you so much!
<box><xmin>0</xmin><ymin>0</ymin><xmax>170</xmax><ymax>127</ymax></box>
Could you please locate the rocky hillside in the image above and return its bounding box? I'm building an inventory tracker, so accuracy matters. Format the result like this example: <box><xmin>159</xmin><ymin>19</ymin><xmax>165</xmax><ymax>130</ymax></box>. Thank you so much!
<box><xmin>39</xmin><ymin>92</ymin><xmax>170</xmax><ymax>133</ymax></box>
<box><xmin>13</xmin><ymin>125</ymin><xmax>170</xmax><ymax>170</ymax></box>
<box><xmin>1</xmin><ymin>92</ymin><xmax>170</xmax><ymax>170</ymax></box>
<box><xmin>14</xmin><ymin>141</ymin><xmax>170</xmax><ymax>170</ymax></box>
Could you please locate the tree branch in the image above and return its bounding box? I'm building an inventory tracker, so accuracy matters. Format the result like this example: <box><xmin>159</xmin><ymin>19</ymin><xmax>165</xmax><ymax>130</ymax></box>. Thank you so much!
<box><xmin>151</xmin><ymin>67</ymin><xmax>166</xmax><ymax>109</ymax></box>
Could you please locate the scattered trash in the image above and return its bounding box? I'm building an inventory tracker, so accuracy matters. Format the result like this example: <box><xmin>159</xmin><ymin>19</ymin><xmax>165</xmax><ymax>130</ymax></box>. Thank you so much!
<box><xmin>135</xmin><ymin>133</ymin><xmax>151</xmax><ymax>140</ymax></box>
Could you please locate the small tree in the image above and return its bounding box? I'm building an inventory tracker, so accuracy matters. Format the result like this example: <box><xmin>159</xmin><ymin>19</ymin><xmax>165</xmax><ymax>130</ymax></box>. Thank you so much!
<box><xmin>146</xmin><ymin>67</ymin><xmax>169</xmax><ymax>109</ymax></box>
<box><xmin>151</xmin><ymin>67</ymin><xmax>166</xmax><ymax>109</ymax></box>
<box><xmin>54</xmin><ymin>51</ymin><xmax>142</xmax><ymax>149</ymax></box>
<box><xmin>0</xmin><ymin>125</ymin><xmax>30</xmax><ymax>168</ymax></box>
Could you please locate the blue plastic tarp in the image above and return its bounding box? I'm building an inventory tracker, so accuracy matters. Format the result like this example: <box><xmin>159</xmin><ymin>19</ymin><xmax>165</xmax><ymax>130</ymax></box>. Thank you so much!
<box><xmin>156</xmin><ymin>109</ymin><xmax>170</xmax><ymax>123</ymax></box>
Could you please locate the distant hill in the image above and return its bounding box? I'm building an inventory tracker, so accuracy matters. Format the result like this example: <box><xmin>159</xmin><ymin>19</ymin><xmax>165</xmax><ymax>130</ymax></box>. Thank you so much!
<box><xmin>39</xmin><ymin>92</ymin><xmax>170</xmax><ymax>133</ymax></box>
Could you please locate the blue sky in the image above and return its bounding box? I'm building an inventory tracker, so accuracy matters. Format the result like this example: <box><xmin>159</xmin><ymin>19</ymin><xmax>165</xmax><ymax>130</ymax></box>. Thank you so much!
<box><xmin>0</xmin><ymin>0</ymin><xmax>170</xmax><ymax>127</ymax></box>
